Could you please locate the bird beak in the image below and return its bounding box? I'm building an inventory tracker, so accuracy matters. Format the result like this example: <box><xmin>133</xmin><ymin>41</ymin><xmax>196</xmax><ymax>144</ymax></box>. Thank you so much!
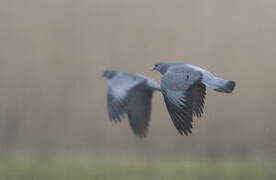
<box><xmin>151</xmin><ymin>66</ymin><xmax>156</xmax><ymax>71</ymax></box>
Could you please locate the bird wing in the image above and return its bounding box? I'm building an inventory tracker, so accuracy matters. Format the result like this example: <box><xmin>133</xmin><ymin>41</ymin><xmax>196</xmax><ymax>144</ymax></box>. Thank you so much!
<box><xmin>107</xmin><ymin>73</ymin><xmax>155</xmax><ymax>137</ymax></box>
<box><xmin>126</xmin><ymin>88</ymin><xmax>153</xmax><ymax>137</ymax></box>
<box><xmin>191</xmin><ymin>83</ymin><xmax>206</xmax><ymax>118</ymax></box>
<box><xmin>161</xmin><ymin>66</ymin><xmax>204</xmax><ymax>135</ymax></box>
<box><xmin>107</xmin><ymin>73</ymin><xmax>143</xmax><ymax>122</ymax></box>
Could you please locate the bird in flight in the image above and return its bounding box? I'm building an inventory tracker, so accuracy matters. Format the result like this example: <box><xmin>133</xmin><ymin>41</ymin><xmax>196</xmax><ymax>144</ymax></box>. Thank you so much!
<box><xmin>152</xmin><ymin>62</ymin><xmax>235</xmax><ymax>136</ymax></box>
<box><xmin>102</xmin><ymin>70</ymin><xmax>160</xmax><ymax>137</ymax></box>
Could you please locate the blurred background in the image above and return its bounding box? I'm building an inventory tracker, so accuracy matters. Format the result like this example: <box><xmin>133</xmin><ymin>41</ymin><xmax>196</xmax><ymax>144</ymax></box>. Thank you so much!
<box><xmin>0</xmin><ymin>0</ymin><xmax>276</xmax><ymax>179</ymax></box>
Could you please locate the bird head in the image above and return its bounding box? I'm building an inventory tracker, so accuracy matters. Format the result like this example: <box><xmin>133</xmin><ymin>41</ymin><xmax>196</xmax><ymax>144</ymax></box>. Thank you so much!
<box><xmin>152</xmin><ymin>62</ymin><xmax>171</xmax><ymax>75</ymax></box>
<box><xmin>102</xmin><ymin>70</ymin><xmax>117</xmax><ymax>79</ymax></box>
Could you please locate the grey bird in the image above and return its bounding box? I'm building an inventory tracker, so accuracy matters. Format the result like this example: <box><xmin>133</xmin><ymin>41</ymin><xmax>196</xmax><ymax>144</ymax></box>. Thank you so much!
<box><xmin>152</xmin><ymin>62</ymin><xmax>235</xmax><ymax>136</ymax></box>
<box><xmin>102</xmin><ymin>70</ymin><xmax>160</xmax><ymax>137</ymax></box>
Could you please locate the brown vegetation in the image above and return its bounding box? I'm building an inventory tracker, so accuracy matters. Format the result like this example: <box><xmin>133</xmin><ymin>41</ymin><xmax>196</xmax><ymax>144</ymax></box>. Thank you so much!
<box><xmin>0</xmin><ymin>0</ymin><xmax>276</xmax><ymax>157</ymax></box>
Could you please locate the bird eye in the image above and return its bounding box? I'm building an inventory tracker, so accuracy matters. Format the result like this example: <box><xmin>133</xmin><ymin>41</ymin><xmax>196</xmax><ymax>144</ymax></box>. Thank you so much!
<box><xmin>155</xmin><ymin>64</ymin><xmax>158</xmax><ymax>67</ymax></box>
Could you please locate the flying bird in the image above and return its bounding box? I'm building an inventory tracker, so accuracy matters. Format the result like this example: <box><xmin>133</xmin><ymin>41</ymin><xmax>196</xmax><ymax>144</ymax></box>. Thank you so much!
<box><xmin>102</xmin><ymin>70</ymin><xmax>160</xmax><ymax>137</ymax></box>
<box><xmin>152</xmin><ymin>62</ymin><xmax>235</xmax><ymax>136</ymax></box>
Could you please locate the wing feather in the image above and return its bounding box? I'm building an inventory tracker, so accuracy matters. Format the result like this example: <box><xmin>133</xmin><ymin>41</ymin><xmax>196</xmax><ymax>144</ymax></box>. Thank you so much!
<box><xmin>126</xmin><ymin>89</ymin><xmax>153</xmax><ymax>137</ymax></box>
<box><xmin>106</xmin><ymin>72</ymin><xmax>157</xmax><ymax>137</ymax></box>
<box><xmin>107</xmin><ymin>73</ymin><xmax>142</xmax><ymax>122</ymax></box>
<box><xmin>190</xmin><ymin>83</ymin><xmax>206</xmax><ymax>118</ymax></box>
<box><xmin>161</xmin><ymin>66</ymin><xmax>204</xmax><ymax>135</ymax></box>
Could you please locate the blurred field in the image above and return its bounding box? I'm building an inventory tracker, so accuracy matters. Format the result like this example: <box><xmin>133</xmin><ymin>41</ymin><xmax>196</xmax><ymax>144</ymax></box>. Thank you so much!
<box><xmin>0</xmin><ymin>154</ymin><xmax>275</xmax><ymax>180</ymax></box>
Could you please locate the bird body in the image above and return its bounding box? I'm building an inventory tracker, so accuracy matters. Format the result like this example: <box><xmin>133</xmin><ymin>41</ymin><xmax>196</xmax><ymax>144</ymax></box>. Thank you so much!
<box><xmin>155</xmin><ymin>62</ymin><xmax>235</xmax><ymax>93</ymax></box>
<box><xmin>102</xmin><ymin>70</ymin><xmax>160</xmax><ymax>137</ymax></box>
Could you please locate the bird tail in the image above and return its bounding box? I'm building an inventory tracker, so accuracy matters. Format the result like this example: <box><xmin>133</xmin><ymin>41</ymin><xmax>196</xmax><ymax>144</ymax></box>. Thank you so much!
<box><xmin>214</xmin><ymin>79</ymin><xmax>236</xmax><ymax>93</ymax></box>
<box><xmin>187</xmin><ymin>64</ymin><xmax>236</xmax><ymax>93</ymax></box>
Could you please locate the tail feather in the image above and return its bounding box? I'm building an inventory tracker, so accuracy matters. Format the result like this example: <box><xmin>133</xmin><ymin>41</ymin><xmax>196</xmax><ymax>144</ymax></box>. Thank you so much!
<box><xmin>189</xmin><ymin>65</ymin><xmax>236</xmax><ymax>93</ymax></box>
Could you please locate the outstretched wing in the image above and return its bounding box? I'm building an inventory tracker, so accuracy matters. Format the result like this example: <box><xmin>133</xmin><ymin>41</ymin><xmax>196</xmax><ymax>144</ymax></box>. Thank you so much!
<box><xmin>161</xmin><ymin>67</ymin><xmax>203</xmax><ymax>135</ymax></box>
<box><xmin>107</xmin><ymin>73</ymin><xmax>143</xmax><ymax>122</ymax></box>
<box><xmin>107</xmin><ymin>73</ymin><xmax>155</xmax><ymax>137</ymax></box>
<box><xmin>162</xmin><ymin>89</ymin><xmax>194</xmax><ymax>135</ymax></box>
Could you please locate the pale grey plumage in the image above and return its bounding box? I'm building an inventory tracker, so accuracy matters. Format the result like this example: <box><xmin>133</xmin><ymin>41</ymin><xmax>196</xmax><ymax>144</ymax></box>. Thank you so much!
<box><xmin>102</xmin><ymin>70</ymin><xmax>160</xmax><ymax>137</ymax></box>
<box><xmin>185</xmin><ymin>64</ymin><xmax>235</xmax><ymax>93</ymax></box>
<box><xmin>153</xmin><ymin>62</ymin><xmax>235</xmax><ymax>135</ymax></box>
